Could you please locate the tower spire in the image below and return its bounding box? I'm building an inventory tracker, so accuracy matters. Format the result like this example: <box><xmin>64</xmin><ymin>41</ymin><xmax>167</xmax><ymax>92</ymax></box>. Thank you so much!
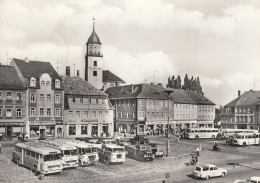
<box><xmin>93</xmin><ymin>17</ymin><xmax>95</xmax><ymax>32</ymax></box>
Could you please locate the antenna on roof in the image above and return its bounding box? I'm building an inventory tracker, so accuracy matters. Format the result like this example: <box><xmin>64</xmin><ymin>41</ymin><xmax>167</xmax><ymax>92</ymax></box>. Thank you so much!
<box><xmin>73</xmin><ymin>64</ymin><xmax>76</xmax><ymax>77</ymax></box>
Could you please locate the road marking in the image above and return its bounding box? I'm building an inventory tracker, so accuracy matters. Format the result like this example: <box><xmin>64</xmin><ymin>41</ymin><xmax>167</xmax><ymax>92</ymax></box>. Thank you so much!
<box><xmin>85</xmin><ymin>167</ymin><xmax>102</xmax><ymax>174</ymax></box>
<box><xmin>143</xmin><ymin>178</ymin><xmax>165</xmax><ymax>183</ymax></box>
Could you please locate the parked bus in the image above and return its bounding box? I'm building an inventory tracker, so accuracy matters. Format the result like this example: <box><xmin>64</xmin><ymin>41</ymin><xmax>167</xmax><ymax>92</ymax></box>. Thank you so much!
<box><xmin>184</xmin><ymin>128</ymin><xmax>221</xmax><ymax>140</ymax></box>
<box><xmin>99</xmin><ymin>144</ymin><xmax>126</xmax><ymax>165</ymax></box>
<box><xmin>55</xmin><ymin>139</ymin><xmax>99</xmax><ymax>166</ymax></box>
<box><xmin>12</xmin><ymin>142</ymin><xmax>63</xmax><ymax>175</ymax></box>
<box><xmin>39</xmin><ymin>140</ymin><xmax>78</xmax><ymax>168</ymax></box>
<box><xmin>231</xmin><ymin>133</ymin><xmax>260</xmax><ymax>146</ymax></box>
<box><xmin>221</xmin><ymin>129</ymin><xmax>258</xmax><ymax>140</ymax></box>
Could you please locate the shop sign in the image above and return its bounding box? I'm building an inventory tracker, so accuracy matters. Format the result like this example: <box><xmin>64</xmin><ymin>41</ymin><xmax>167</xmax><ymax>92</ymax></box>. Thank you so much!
<box><xmin>0</xmin><ymin>123</ymin><xmax>23</xmax><ymax>126</ymax></box>
<box><xmin>81</xmin><ymin>119</ymin><xmax>98</xmax><ymax>122</ymax></box>
<box><xmin>30</xmin><ymin>121</ymin><xmax>55</xmax><ymax>125</ymax></box>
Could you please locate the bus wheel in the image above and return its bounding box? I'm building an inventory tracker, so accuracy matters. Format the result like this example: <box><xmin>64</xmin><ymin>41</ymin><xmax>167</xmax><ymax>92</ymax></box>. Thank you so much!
<box><xmin>17</xmin><ymin>158</ymin><xmax>21</xmax><ymax>166</ymax></box>
<box><xmin>243</xmin><ymin>142</ymin><xmax>246</xmax><ymax>147</ymax></box>
<box><xmin>33</xmin><ymin>165</ymin><xmax>38</xmax><ymax>175</ymax></box>
<box><xmin>195</xmin><ymin>136</ymin><xmax>199</xmax><ymax>140</ymax></box>
<box><xmin>212</xmin><ymin>135</ymin><xmax>215</xmax><ymax>139</ymax></box>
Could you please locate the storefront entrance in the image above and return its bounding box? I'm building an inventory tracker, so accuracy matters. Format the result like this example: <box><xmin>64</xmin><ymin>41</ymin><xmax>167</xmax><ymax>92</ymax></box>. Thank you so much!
<box><xmin>91</xmin><ymin>125</ymin><xmax>98</xmax><ymax>137</ymax></box>
<box><xmin>57</xmin><ymin>128</ymin><xmax>62</xmax><ymax>138</ymax></box>
<box><xmin>40</xmin><ymin>129</ymin><xmax>45</xmax><ymax>139</ymax></box>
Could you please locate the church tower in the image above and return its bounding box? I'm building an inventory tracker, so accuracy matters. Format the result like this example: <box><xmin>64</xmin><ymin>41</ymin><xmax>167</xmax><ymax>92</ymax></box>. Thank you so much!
<box><xmin>85</xmin><ymin>19</ymin><xmax>103</xmax><ymax>89</ymax></box>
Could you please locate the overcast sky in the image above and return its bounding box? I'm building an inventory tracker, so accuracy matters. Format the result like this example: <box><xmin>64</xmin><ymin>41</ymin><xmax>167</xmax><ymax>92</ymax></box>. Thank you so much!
<box><xmin>0</xmin><ymin>0</ymin><xmax>260</xmax><ymax>105</ymax></box>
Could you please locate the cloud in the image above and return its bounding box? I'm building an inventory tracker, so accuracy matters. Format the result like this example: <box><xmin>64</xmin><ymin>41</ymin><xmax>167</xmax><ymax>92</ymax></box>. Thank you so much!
<box><xmin>103</xmin><ymin>46</ymin><xmax>178</xmax><ymax>86</ymax></box>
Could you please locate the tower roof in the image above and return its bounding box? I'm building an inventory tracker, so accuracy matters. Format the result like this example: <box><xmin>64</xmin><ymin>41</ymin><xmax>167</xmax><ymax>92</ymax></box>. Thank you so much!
<box><xmin>87</xmin><ymin>19</ymin><xmax>102</xmax><ymax>45</ymax></box>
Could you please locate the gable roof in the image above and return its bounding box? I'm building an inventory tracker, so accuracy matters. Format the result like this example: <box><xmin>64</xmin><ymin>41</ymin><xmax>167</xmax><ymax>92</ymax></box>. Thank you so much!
<box><xmin>12</xmin><ymin>58</ymin><xmax>61</xmax><ymax>80</ymax></box>
<box><xmin>224</xmin><ymin>90</ymin><xmax>260</xmax><ymax>107</ymax></box>
<box><xmin>169</xmin><ymin>89</ymin><xmax>197</xmax><ymax>104</ymax></box>
<box><xmin>0</xmin><ymin>65</ymin><xmax>25</xmax><ymax>90</ymax></box>
<box><xmin>103</xmin><ymin>70</ymin><xmax>125</xmax><ymax>83</ymax></box>
<box><xmin>62</xmin><ymin>76</ymin><xmax>107</xmax><ymax>96</ymax></box>
<box><xmin>185</xmin><ymin>90</ymin><xmax>215</xmax><ymax>105</ymax></box>
<box><xmin>225</xmin><ymin>96</ymin><xmax>241</xmax><ymax>107</ymax></box>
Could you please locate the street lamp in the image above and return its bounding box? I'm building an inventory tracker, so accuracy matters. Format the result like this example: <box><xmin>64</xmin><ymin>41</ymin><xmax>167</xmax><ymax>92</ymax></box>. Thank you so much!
<box><xmin>164</xmin><ymin>89</ymin><xmax>174</xmax><ymax>157</ymax></box>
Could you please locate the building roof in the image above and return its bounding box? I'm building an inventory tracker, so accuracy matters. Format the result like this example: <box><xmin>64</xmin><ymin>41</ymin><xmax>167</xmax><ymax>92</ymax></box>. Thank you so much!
<box><xmin>105</xmin><ymin>84</ymin><xmax>168</xmax><ymax>100</ymax></box>
<box><xmin>103</xmin><ymin>70</ymin><xmax>125</xmax><ymax>83</ymax></box>
<box><xmin>224</xmin><ymin>90</ymin><xmax>260</xmax><ymax>107</ymax></box>
<box><xmin>12</xmin><ymin>58</ymin><xmax>61</xmax><ymax>80</ymax></box>
<box><xmin>225</xmin><ymin>96</ymin><xmax>241</xmax><ymax>107</ymax></box>
<box><xmin>62</xmin><ymin>76</ymin><xmax>107</xmax><ymax>96</ymax></box>
<box><xmin>185</xmin><ymin>90</ymin><xmax>215</xmax><ymax>105</ymax></box>
<box><xmin>87</xmin><ymin>25</ymin><xmax>101</xmax><ymax>44</ymax></box>
<box><xmin>169</xmin><ymin>89</ymin><xmax>197</xmax><ymax>104</ymax></box>
<box><xmin>0</xmin><ymin>65</ymin><xmax>25</xmax><ymax>90</ymax></box>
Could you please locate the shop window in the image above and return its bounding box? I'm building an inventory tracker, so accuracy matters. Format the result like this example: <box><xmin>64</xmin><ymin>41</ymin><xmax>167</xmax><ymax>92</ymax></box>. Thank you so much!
<box><xmin>46</xmin><ymin>126</ymin><xmax>54</xmax><ymax>137</ymax></box>
<box><xmin>16</xmin><ymin>108</ymin><xmax>22</xmax><ymax>117</ymax></box>
<box><xmin>40</xmin><ymin>94</ymin><xmax>44</xmax><ymax>102</ymax></box>
<box><xmin>69</xmin><ymin>125</ymin><xmax>76</xmax><ymax>135</ymax></box>
<box><xmin>55</xmin><ymin>94</ymin><xmax>60</xmax><ymax>103</ymax></box>
<box><xmin>6</xmin><ymin>108</ymin><xmax>12</xmax><ymax>117</ymax></box>
<box><xmin>30</xmin><ymin>108</ymin><xmax>36</xmax><ymax>116</ymax></box>
<box><xmin>55</xmin><ymin>108</ymin><xmax>60</xmax><ymax>117</ymax></box>
<box><xmin>81</xmin><ymin>125</ymin><xmax>88</xmax><ymax>135</ymax></box>
<box><xmin>16</xmin><ymin>93</ymin><xmax>22</xmax><ymax>101</ymax></box>
<box><xmin>30</xmin><ymin>93</ymin><xmax>36</xmax><ymax>102</ymax></box>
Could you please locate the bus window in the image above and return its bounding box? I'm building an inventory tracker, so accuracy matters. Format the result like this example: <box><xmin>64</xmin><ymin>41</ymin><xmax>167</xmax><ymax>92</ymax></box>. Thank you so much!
<box><xmin>31</xmin><ymin>152</ymin><xmax>36</xmax><ymax>158</ymax></box>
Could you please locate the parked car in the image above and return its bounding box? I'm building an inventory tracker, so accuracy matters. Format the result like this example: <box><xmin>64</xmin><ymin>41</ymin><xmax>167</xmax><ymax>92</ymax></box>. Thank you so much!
<box><xmin>117</xmin><ymin>138</ymin><xmax>131</xmax><ymax>147</ymax></box>
<box><xmin>193</xmin><ymin>164</ymin><xmax>227</xmax><ymax>180</ymax></box>
<box><xmin>149</xmin><ymin>143</ymin><xmax>164</xmax><ymax>157</ymax></box>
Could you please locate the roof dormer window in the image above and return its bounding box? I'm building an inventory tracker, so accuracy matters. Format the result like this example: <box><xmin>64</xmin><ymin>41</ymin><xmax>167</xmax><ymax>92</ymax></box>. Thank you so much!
<box><xmin>40</xmin><ymin>81</ymin><xmax>45</xmax><ymax>87</ymax></box>
<box><xmin>46</xmin><ymin>81</ymin><xmax>50</xmax><ymax>87</ymax></box>
<box><xmin>55</xmin><ymin>79</ymin><xmax>60</xmax><ymax>88</ymax></box>
<box><xmin>30</xmin><ymin>77</ymin><xmax>36</xmax><ymax>87</ymax></box>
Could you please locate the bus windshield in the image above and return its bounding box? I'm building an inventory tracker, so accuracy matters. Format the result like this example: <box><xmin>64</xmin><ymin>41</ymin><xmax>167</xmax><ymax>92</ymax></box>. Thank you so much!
<box><xmin>64</xmin><ymin>150</ymin><xmax>78</xmax><ymax>156</ymax></box>
<box><xmin>44</xmin><ymin>154</ymin><xmax>62</xmax><ymax>162</ymax></box>
<box><xmin>112</xmin><ymin>148</ymin><xmax>124</xmax><ymax>153</ymax></box>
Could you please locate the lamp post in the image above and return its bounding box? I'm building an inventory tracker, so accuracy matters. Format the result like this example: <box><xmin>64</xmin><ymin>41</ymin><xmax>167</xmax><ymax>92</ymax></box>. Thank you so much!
<box><xmin>164</xmin><ymin>89</ymin><xmax>174</xmax><ymax>157</ymax></box>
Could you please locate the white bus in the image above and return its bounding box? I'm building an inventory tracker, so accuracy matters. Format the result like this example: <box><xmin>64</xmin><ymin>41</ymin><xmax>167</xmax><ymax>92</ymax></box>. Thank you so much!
<box><xmin>39</xmin><ymin>140</ymin><xmax>78</xmax><ymax>168</ymax></box>
<box><xmin>55</xmin><ymin>139</ymin><xmax>99</xmax><ymax>166</ymax></box>
<box><xmin>184</xmin><ymin>128</ymin><xmax>221</xmax><ymax>140</ymax></box>
<box><xmin>231</xmin><ymin>133</ymin><xmax>260</xmax><ymax>146</ymax></box>
<box><xmin>221</xmin><ymin>129</ymin><xmax>258</xmax><ymax>140</ymax></box>
<box><xmin>12</xmin><ymin>142</ymin><xmax>63</xmax><ymax>175</ymax></box>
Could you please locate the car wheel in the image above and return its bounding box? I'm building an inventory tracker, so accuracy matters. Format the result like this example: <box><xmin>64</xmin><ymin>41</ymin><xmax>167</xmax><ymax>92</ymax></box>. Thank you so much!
<box><xmin>195</xmin><ymin>136</ymin><xmax>199</xmax><ymax>140</ymax></box>
<box><xmin>221</xmin><ymin>172</ymin><xmax>225</xmax><ymax>177</ymax></box>
<box><xmin>205</xmin><ymin>175</ymin><xmax>209</xmax><ymax>180</ymax></box>
<box><xmin>212</xmin><ymin>135</ymin><xmax>215</xmax><ymax>139</ymax></box>
<box><xmin>243</xmin><ymin>142</ymin><xmax>246</xmax><ymax>147</ymax></box>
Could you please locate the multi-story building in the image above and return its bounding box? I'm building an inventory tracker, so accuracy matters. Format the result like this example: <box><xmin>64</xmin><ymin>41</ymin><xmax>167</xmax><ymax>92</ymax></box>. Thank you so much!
<box><xmin>10</xmin><ymin>58</ymin><xmax>64</xmax><ymax>139</ymax></box>
<box><xmin>220</xmin><ymin>90</ymin><xmax>260</xmax><ymax>130</ymax></box>
<box><xmin>105</xmin><ymin>84</ymin><xmax>174</xmax><ymax>135</ymax></box>
<box><xmin>62</xmin><ymin>71</ymin><xmax>114</xmax><ymax>138</ymax></box>
<box><xmin>0</xmin><ymin>65</ymin><xmax>26</xmax><ymax>139</ymax></box>
<box><xmin>186</xmin><ymin>90</ymin><xmax>216</xmax><ymax>128</ymax></box>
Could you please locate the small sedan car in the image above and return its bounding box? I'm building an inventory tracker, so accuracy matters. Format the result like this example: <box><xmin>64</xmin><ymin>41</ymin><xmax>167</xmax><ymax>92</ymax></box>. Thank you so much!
<box><xmin>193</xmin><ymin>164</ymin><xmax>227</xmax><ymax>180</ymax></box>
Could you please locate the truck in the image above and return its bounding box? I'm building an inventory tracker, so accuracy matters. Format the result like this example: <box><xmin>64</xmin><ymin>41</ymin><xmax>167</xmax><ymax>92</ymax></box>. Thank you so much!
<box><xmin>125</xmin><ymin>144</ymin><xmax>154</xmax><ymax>162</ymax></box>
<box><xmin>98</xmin><ymin>144</ymin><xmax>126</xmax><ymax>165</ymax></box>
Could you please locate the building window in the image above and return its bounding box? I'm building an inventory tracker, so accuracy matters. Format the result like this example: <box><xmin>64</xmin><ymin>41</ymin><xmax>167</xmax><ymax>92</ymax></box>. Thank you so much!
<box><xmin>16</xmin><ymin>93</ymin><xmax>22</xmax><ymax>101</ymax></box>
<box><xmin>72</xmin><ymin>98</ymin><xmax>76</xmax><ymax>103</ymax></box>
<box><xmin>133</xmin><ymin>112</ymin><xmax>136</xmax><ymax>118</ymax></box>
<box><xmin>161</xmin><ymin>112</ymin><xmax>164</xmax><ymax>118</ymax></box>
<box><xmin>30</xmin><ymin>108</ymin><xmax>36</xmax><ymax>116</ymax></box>
<box><xmin>147</xmin><ymin>99</ymin><xmax>150</xmax><ymax>105</ymax></box>
<box><xmin>69</xmin><ymin>125</ymin><xmax>76</xmax><ymax>135</ymax></box>
<box><xmin>98</xmin><ymin>111</ymin><xmax>102</xmax><ymax>118</ymax></box>
<box><xmin>84</xmin><ymin>111</ymin><xmax>88</xmax><ymax>118</ymax></box>
<box><xmin>0</xmin><ymin>108</ymin><xmax>2</xmax><ymax>117</ymax></box>
<box><xmin>102</xmin><ymin>99</ymin><xmax>105</xmax><ymax>104</ymax></box>
<box><xmin>165</xmin><ymin>101</ymin><xmax>167</xmax><ymax>107</ymax></box>
<box><xmin>0</xmin><ymin>92</ymin><xmax>2</xmax><ymax>99</ymax></box>
<box><xmin>55</xmin><ymin>94</ymin><xmax>60</xmax><ymax>103</ymax></box>
<box><xmin>105</xmin><ymin>111</ymin><xmax>109</xmax><ymax>117</ymax></box>
<box><xmin>139</xmin><ymin>111</ymin><xmax>145</xmax><ymax>117</ymax></box>
<box><xmin>133</xmin><ymin>100</ymin><xmax>136</xmax><ymax>106</ymax></box>
<box><xmin>96</xmin><ymin>99</ymin><xmax>99</xmax><ymax>104</ymax></box>
<box><xmin>55</xmin><ymin>80</ymin><xmax>60</xmax><ymax>88</ymax></box>
<box><xmin>81</xmin><ymin>125</ymin><xmax>88</xmax><ymax>135</ymax></box>
<box><xmin>30</xmin><ymin>78</ymin><xmax>36</xmax><ymax>86</ymax></box>
<box><xmin>6</xmin><ymin>108</ymin><xmax>12</xmax><ymax>117</ymax></box>
<box><xmin>47</xmin><ymin>94</ymin><xmax>51</xmax><ymax>102</ymax></box>
<box><xmin>55</xmin><ymin>108</ymin><xmax>60</xmax><ymax>117</ymax></box>
<box><xmin>93</xmin><ymin>71</ymin><xmax>97</xmax><ymax>76</ymax></box>
<box><xmin>76</xmin><ymin>111</ymin><xmax>80</xmax><ymax>118</ymax></box>
<box><xmin>147</xmin><ymin>112</ymin><xmax>150</xmax><ymax>118</ymax></box>
<box><xmin>46</xmin><ymin>81</ymin><xmax>50</xmax><ymax>87</ymax></box>
<box><xmin>30</xmin><ymin>93</ymin><xmax>36</xmax><ymax>102</ymax></box>
<box><xmin>69</xmin><ymin>111</ymin><xmax>73</xmax><ymax>118</ymax></box>
<box><xmin>47</xmin><ymin>108</ymin><xmax>51</xmax><ymax>116</ymax></box>
<box><xmin>165</xmin><ymin>112</ymin><xmax>167</xmax><ymax>118</ymax></box>
<box><xmin>39</xmin><ymin>108</ymin><xmax>44</xmax><ymax>116</ymax></box>
<box><xmin>93</xmin><ymin>111</ymin><xmax>97</xmax><ymax>118</ymax></box>
<box><xmin>40</xmin><ymin>81</ymin><xmax>45</xmax><ymax>87</ymax></box>
<box><xmin>40</xmin><ymin>94</ymin><xmax>44</xmax><ymax>102</ymax></box>
<box><xmin>140</xmin><ymin>100</ymin><xmax>144</xmax><ymax>106</ymax></box>
<box><xmin>94</xmin><ymin>61</ymin><xmax>97</xmax><ymax>66</ymax></box>
<box><xmin>6</xmin><ymin>91</ymin><xmax>12</xmax><ymax>99</ymax></box>
<box><xmin>80</xmin><ymin>98</ymin><xmax>83</xmax><ymax>103</ymax></box>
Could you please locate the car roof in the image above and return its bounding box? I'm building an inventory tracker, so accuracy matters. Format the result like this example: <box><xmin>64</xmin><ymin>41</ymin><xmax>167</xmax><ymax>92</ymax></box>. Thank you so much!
<box><xmin>251</xmin><ymin>177</ymin><xmax>260</xmax><ymax>181</ymax></box>
<box><xmin>203</xmin><ymin>164</ymin><xmax>216</xmax><ymax>167</ymax></box>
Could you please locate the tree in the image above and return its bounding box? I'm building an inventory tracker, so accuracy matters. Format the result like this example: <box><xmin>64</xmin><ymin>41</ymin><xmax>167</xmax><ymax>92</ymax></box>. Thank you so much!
<box><xmin>183</xmin><ymin>74</ymin><xmax>190</xmax><ymax>90</ymax></box>
<box><xmin>176</xmin><ymin>75</ymin><xmax>182</xmax><ymax>89</ymax></box>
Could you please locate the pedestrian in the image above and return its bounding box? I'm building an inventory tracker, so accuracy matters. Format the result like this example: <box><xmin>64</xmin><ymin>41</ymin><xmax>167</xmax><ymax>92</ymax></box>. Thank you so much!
<box><xmin>195</xmin><ymin>147</ymin><xmax>200</xmax><ymax>156</ymax></box>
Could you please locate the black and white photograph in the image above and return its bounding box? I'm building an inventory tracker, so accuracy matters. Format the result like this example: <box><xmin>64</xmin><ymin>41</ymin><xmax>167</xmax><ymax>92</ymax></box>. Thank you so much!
<box><xmin>0</xmin><ymin>0</ymin><xmax>260</xmax><ymax>182</ymax></box>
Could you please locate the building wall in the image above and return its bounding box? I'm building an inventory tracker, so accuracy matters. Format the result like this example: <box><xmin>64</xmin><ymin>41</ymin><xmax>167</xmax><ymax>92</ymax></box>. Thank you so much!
<box><xmin>234</xmin><ymin>106</ymin><xmax>255</xmax><ymax>129</ymax></box>
<box><xmin>174</xmin><ymin>103</ymin><xmax>197</xmax><ymax>129</ymax></box>
<box><xmin>64</xmin><ymin>96</ymin><xmax>113</xmax><ymax>138</ymax></box>
<box><xmin>197</xmin><ymin>105</ymin><xmax>215</xmax><ymax>128</ymax></box>
<box><xmin>0</xmin><ymin>89</ymin><xmax>26</xmax><ymax>138</ymax></box>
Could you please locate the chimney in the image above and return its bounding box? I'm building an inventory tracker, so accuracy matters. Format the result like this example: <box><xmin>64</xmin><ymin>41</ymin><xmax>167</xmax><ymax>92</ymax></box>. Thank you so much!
<box><xmin>77</xmin><ymin>70</ymin><xmax>80</xmax><ymax>77</ymax></box>
<box><xmin>25</xmin><ymin>57</ymin><xmax>29</xmax><ymax>62</ymax></box>
<box><xmin>131</xmin><ymin>84</ymin><xmax>134</xmax><ymax>93</ymax></box>
<box><xmin>238</xmin><ymin>90</ymin><xmax>241</xmax><ymax>97</ymax></box>
<box><xmin>66</xmin><ymin>66</ymin><xmax>70</xmax><ymax>76</ymax></box>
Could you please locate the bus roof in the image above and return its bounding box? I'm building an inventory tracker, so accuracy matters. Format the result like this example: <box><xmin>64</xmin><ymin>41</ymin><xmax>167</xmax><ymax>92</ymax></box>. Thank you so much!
<box><xmin>55</xmin><ymin>139</ymin><xmax>97</xmax><ymax>149</ymax></box>
<box><xmin>187</xmin><ymin>128</ymin><xmax>219</xmax><ymax>130</ymax></box>
<box><xmin>15</xmin><ymin>142</ymin><xmax>62</xmax><ymax>155</ymax></box>
<box><xmin>105</xmin><ymin>144</ymin><xmax>123</xmax><ymax>149</ymax></box>
<box><xmin>38</xmin><ymin>140</ymin><xmax>77</xmax><ymax>151</ymax></box>
<box><xmin>222</xmin><ymin>129</ymin><xmax>258</xmax><ymax>132</ymax></box>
